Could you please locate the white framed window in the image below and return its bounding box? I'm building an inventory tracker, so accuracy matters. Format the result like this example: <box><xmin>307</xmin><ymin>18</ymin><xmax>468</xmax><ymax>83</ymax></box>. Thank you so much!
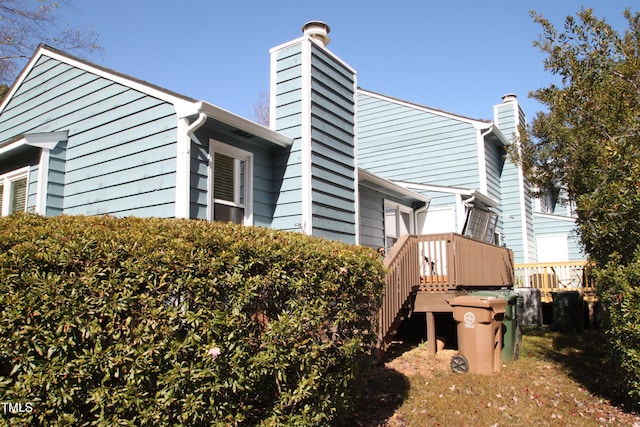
<box><xmin>208</xmin><ymin>140</ymin><xmax>253</xmax><ymax>225</ymax></box>
<box><xmin>384</xmin><ymin>200</ymin><xmax>413</xmax><ymax>254</ymax></box>
<box><xmin>462</xmin><ymin>206</ymin><xmax>498</xmax><ymax>244</ymax></box>
<box><xmin>0</xmin><ymin>167</ymin><xmax>29</xmax><ymax>216</ymax></box>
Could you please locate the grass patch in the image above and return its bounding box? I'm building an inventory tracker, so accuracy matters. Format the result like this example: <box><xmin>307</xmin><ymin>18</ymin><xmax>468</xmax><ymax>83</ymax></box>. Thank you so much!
<box><xmin>346</xmin><ymin>328</ymin><xmax>640</xmax><ymax>426</ymax></box>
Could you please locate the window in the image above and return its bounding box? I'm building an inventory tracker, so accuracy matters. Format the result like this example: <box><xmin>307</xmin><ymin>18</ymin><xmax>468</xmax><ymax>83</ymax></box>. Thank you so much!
<box><xmin>0</xmin><ymin>168</ymin><xmax>29</xmax><ymax>216</ymax></box>
<box><xmin>384</xmin><ymin>201</ymin><xmax>413</xmax><ymax>254</ymax></box>
<box><xmin>209</xmin><ymin>140</ymin><xmax>252</xmax><ymax>225</ymax></box>
<box><xmin>462</xmin><ymin>206</ymin><xmax>498</xmax><ymax>244</ymax></box>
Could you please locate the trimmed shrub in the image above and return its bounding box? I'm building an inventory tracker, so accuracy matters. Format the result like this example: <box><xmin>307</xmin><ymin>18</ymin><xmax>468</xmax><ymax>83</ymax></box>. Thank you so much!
<box><xmin>0</xmin><ymin>214</ymin><xmax>385</xmax><ymax>426</ymax></box>
<box><xmin>595</xmin><ymin>252</ymin><xmax>640</xmax><ymax>409</ymax></box>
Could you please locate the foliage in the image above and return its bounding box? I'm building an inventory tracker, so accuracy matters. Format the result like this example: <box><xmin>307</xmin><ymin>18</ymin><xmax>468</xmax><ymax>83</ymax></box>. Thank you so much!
<box><xmin>516</xmin><ymin>7</ymin><xmax>640</xmax><ymax>266</ymax></box>
<box><xmin>0</xmin><ymin>0</ymin><xmax>101</xmax><ymax>85</ymax></box>
<box><xmin>595</xmin><ymin>253</ymin><xmax>640</xmax><ymax>405</ymax></box>
<box><xmin>513</xmin><ymin>6</ymin><xmax>640</xmax><ymax>402</ymax></box>
<box><xmin>0</xmin><ymin>213</ymin><xmax>385</xmax><ymax>426</ymax></box>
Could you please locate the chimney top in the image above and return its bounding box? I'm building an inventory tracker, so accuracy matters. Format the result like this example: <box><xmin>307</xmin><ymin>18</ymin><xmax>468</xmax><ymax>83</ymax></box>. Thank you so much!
<box><xmin>501</xmin><ymin>93</ymin><xmax>517</xmax><ymax>103</ymax></box>
<box><xmin>302</xmin><ymin>21</ymin><xmax>330</xmax><ymax>46</ymax></box>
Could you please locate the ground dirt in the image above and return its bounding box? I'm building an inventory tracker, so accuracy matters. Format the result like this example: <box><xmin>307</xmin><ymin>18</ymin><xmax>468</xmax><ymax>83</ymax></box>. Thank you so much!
<box><xmin>346</xmin><ymin>334</ymin><xmax>640</xmax><ymax>427</ymax></box>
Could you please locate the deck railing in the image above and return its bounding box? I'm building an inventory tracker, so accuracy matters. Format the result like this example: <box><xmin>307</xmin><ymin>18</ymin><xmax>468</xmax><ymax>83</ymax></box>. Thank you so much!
<box><xmin>379</xmin><ymin>233</ymin><xmax>514</xmax><ymax>349</ymax></box>
<box><xmin>514</xmin><ymin>261</ymin><xmax>595</xmax><ymax>303</ymax></box>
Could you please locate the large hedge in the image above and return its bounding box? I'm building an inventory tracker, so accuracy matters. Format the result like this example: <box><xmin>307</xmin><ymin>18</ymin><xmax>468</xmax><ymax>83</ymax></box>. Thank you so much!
<box><xmin>0</xmin><ymin>214</ymin><xmax>385</xmax><ymax>426</ymax></box>
<box><xmin>595</xmin><ymin>252</ymin><xmax>640</xmax><ymax>409</ymax></box>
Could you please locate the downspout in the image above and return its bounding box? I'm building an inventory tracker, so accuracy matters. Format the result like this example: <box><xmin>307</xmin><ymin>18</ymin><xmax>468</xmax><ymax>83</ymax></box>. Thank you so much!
<box><xmin>478</xmin><ymin>125</ymin><xmax>493</xmax><ymax>195</ymax></box>
<box><xmin>175</xmin><ymin>111</ymin><xmax>207</xmax><ymax>218</ymax></box>
<box><xmin>187</xmin><ymin>112</ymin><xmax>207</xmax><ymax>137</ymax></box>
<box><xmin>414</xmin><ymin>200</ymin><xmax>430</xmax><ymax>234</ymax></box>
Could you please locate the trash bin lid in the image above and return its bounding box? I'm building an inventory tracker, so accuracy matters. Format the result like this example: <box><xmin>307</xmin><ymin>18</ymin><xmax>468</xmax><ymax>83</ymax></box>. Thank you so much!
<box><xmin>448</xmin><ymin>295</ymin><xmax>507</xmax><ymax>313</ymax></box>
<box><xmin>471</xmin><ymin>290</ymin><xmax>518</xmax><ymax>303</ymax></box>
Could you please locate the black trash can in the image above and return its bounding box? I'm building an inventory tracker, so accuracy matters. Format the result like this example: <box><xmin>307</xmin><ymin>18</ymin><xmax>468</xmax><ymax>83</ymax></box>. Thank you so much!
<box><xmin>551</xmin><ymin>291</ymin><xmax>583</xmax><ymax>333</ymax></box>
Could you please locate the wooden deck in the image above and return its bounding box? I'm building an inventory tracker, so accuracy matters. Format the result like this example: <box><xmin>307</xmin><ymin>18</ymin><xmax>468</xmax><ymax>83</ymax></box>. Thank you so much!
<box><xmin>514</xmin><ymin>261</ymin><xmax>595</xmax><ymax>303</ymax></box>
<box><xmin>379</xmin><ymin>241</ymin><xmax>595</xmax><ymax>357</ymax></box>
<box><xmin>380</xmin><ymin>233</ymin><xmax>514</xmax><ymax>355</ymax></box>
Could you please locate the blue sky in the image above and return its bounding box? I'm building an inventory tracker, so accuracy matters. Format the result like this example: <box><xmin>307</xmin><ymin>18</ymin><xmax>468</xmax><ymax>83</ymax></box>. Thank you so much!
<box><xmin>56</xmin><ymin>1</ymin><xmax>634</xmax><ymax>124</ymax></box>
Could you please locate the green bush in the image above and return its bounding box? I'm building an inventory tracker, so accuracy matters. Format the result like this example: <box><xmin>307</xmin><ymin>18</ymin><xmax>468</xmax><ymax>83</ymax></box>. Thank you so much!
<box><xmin>0</xmin><ymin>214</ymin><xmax>385</xmax><ymax>426</ymax></box>
<box><xmin>595</xmin><ymin>252</ymin><xmax>640</xmax><ymax>409</ymax></box>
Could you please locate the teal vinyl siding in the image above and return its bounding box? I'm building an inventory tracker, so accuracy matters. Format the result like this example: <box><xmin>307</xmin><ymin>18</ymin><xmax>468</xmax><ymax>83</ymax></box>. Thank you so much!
<box><xmin>272</xmin><ymin>43</ymin><xmax>304</xmax><ymax>231</ymax></box>
<box><xmin>484</xmin><ymin>140</ymin><xmax>504</xmax><ymax>206</ymax></box>
<box><xmin>358</xmin><ymin>184</ymin><xmax>417</xmax><ymax>251</ymax></box>
<box><xmin>496</xmin><ymin>101</ymin><xmax>535</xmax><ymax>262</ymax></box>
<box><xmin>534</xmin><ymin>214</ymin><xmax>585</xmax><ymax>260</ymax></box>
<box><xmin>26</xmin><ymin>166</ymin><xmax>38</xmax><ymax>213</ymax></box>
<box><xmin>357</xmin><ymin>92</ymin><xmax>481</xmax><ymax>189</ymax></box>
<box><xmin>271</xmin><ymin>40</ymin><xmax>357</xmax><ymax>242</ymax></box>
<box><xmin>500</xmin><ymin>162</ymin><xmax>526</xmax><ymax>260</ymax></box>
<box><xmin>46</xmin><ymin>140</ymin><xmax>67</xmax><ymax>216</ymax></box>
<box><xmin>359</xmin><ymin>186</ymin><xmax>385</xmax><ymax>250</ymax></box>
<box><xmin>189</xmin><ymin>141</ymin><xmax>209</xmax><ymax>220</ymax></box>
<box><xmin>190</xmin><ymin>123</ymin><xmax>286</xmax><ymax>227</ymax></box>
<box><xmin>308</xmin><ymin>44</ymin><xmax>356</xmax><ymax>243</ymax></box>
<box><xmin>0</xmin><ymin>55</ymin><xmax>179</xmax><ymax>217</ymax></box>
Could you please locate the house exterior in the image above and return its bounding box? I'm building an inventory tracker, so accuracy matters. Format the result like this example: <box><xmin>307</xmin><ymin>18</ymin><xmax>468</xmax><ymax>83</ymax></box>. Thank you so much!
<box><xmin>0</xmin><ymin>22</ymin><xmax>581</xmax><ymax>264</ymax></box>
<box><xmin>357</xmin><ymin>89</ymin><xmax>584</xmax><ymax>263</ymax></box>
<box><xmin>0</xmin><ymin>33</ymin><xmax>428</xmax><ymax>247</ymax></box>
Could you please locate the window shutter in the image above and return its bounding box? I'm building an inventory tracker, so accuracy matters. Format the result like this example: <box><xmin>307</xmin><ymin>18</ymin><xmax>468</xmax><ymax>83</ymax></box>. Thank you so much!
<box><xmin>0</xmin><ymin>183</ymin><xmax>3</xmax><ymax>214</ymax></box>
<box><xmin>9</xmin><ymin>178</ymin><xmax>27</xmax><ymax>214</ymax></box>
<box><xmin>214</xmin><ymin>153</ymin><xmax>235</xmax><ymax>202</ymax></box>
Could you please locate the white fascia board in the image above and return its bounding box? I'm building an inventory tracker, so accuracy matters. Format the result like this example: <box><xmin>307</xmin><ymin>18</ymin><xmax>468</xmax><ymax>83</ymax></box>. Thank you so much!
<box><xmin>0</xmin><ymin>48</ymin><xmax>46</xmax><ymax>113</ymax></box>
<box><xmin>533</xmin><ymin>212</ymin><xmax>578</xmax><ymax>222</ymax></box>
<box><xmin>24</xmin><ymin>131</ymin><xmax>69</xmax><ymax>150</ymax></box>
<box><xmin>476</xmin><ymin>123</ymin><xmax>511</xmax><ymax>146</ymax></box>
<box><xmin>33</xmin><ymin>46</ymin><xmax>197</xmax><ymax>114</ymax></box>
<box><xmin>0</xmin><ymin>131</ymin><xmax>68</xmax><ymax>155</ymax></box>
<box><xmin>489</xmin><ymin>125</ymin><xmax>510</xmax><ymax>146</ymax></box>
<box><xmin>358</xmin><ymin>169</ymin><xmax>430</xmax><ymax>203</ymax></box>
<box><xmin>393</xmin><ymin>180</ymin><xmax>498</xmax><ymax>207</ymax></box>
<box><xmin>357</xmin><ymin>88</ymin><xmax>491</xmax><ymax>127</ymax></box>
<box><xmin>300</xmin><ymin>40</ymin><xmax>312</xmax><ymax>234</ymax></box>
<box><xmin>197</xmin><ymin>101</ymin><xmax>292</xmax><ymax>148</ymax></box>
<box><xmin>0</xmin><ymin>138</ymin><xmax>26</xmax><ymax>156</ymax></box>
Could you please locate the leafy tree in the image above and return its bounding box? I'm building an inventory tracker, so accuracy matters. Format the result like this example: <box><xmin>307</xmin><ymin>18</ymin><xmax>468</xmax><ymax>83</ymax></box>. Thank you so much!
<box><xmin>517</xmin><ymin>7</ymin><xmax>640</xmax><ymax>405</ymax></box>
<box><xmin>518</xmin><ymin>7</ymin><xmax>640</xmax><ymax>267</ymax></box>
<box><xmin>0</xmin><ymin>0</ymin><xmax>101</xmax><ymax>85</ymax></box>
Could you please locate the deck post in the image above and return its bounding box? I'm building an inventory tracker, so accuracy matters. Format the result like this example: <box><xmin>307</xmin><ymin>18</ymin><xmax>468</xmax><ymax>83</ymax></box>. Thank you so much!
<box><xmin>426</xmin><ymin>311</ymin><xmax>436</xmax><ymax>356</ymax></box>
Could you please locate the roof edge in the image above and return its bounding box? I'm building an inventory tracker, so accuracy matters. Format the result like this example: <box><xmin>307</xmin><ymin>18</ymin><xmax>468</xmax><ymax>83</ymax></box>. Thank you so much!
<box><xmin>358</xmin><ymin>169</ymin><xmax>430</xmax><ymax>203</ymax></box>
<box><xmin>198</xmin><ymin>101</ymin><xmax>292</xmax><ymax>148</ymax></box>
<box><xmin>393</xmin><ymin>180</ymin><xmax>499</xmax><ymax>207</ymax></box>
<box><xmin>358</xmin><ymin>87</ymin><xmax>492</xmax><ymax>126</ymax></box>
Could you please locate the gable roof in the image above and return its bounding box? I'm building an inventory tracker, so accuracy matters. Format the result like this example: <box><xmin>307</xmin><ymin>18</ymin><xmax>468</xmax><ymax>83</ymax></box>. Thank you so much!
<box><xmin>357</xmin><ymin>87</ymin><xmax>510</xmax><ymax>146</ymax></box>
<box><xmin>1</xmin><ymin>45</ymin><xmax>291</xmax><ymax>147</ymax></box>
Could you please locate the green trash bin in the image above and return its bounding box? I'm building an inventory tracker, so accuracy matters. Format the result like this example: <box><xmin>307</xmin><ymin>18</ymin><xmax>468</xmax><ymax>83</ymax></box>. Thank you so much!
<box><xmin>551</xmin><ymin>291</ymin><xmax>583</xmax><ymax>333</ymax></box>
<box><xmin>470</xmin><ymin>290</ymin><xmax>520</xmax><ymax>362</ymax></box>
